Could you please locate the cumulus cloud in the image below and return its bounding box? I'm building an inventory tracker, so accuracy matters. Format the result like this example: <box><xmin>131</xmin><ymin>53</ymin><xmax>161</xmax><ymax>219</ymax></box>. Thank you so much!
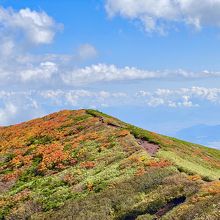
<box><xmin>0</xmin><ymin>6</ymin><xmax>64</xmax><ymax>86</ymax></box>
<box><xmin>20</xmin><ymin>62</ymin><xmax>58</xmax><ymax>81</ymax></box>
<box><xmin>105</xmin><ymin>0</ymin><xmax>220</xmax><ymax>33</ymax></box>
<box><xmin>0</xmin><ymin>6</ymin><xmax>61</xmax><ymax>45</ymax></box>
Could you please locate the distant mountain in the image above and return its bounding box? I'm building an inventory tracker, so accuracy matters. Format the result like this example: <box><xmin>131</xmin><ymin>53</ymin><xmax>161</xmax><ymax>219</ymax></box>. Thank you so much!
<box><xmin>176</xmin><ymin>124</ymin><xmax>220</xmax><ymax>149</ymax></box>
<box><xmin>0</xmin><ymin>110</ymin><xmax>220</xmax><ymax>219</ymax></box>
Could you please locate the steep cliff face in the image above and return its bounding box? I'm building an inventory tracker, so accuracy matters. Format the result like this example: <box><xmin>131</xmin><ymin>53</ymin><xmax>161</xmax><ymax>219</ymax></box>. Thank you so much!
<box><xmin>0</xmin><ymin>110</ymin><xmax>219</xmax><ymax>219</ymax></box>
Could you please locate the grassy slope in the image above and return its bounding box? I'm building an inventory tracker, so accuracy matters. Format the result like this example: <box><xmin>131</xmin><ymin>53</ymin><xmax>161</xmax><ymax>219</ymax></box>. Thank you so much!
<box><xmin>87</xmin><ymin>109</ymin><xmax>220</xmax><ymax>180</ymax></box>
<box><xmin>0</xmin><ymin>109</ymin><xmax>219</xmax><ymax>220</ymax></box>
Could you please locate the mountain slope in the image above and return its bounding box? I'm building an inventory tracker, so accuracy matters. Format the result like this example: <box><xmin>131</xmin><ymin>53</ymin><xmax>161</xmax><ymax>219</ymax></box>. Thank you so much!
<box><xmin>0</xmin><ymin>109</ymin><xmax>219</xmax><ymax>220</ymax></box>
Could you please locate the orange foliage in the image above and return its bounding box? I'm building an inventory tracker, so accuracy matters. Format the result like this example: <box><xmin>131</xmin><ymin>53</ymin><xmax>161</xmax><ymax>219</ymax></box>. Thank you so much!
<box><xmin>118</xmin><ymin>130</ymin><xmax>130</xmax><ymax>137</ymax></box>
<box><xmin>87</xmin><ymin>182</ymin><xmax>94</xmax><ymax>191</ymax></box>
<box><xmin>187</xmin><ymin>175</ymin><xmax>202</xmax><ymax>181</ymax></box>
<box><xmin>0</xmin><ymin>110</ymin><xmax>96</xmax><ymax>180</ymax></box>
<box><xmin>193</xmin><ymin>149</ymin><xmax>202</xmax><ymax>156</ymax></box>
<box><xmin>80</xmin><ymin>161</ymin><xmax>96</xmax><ymax>169</ymax></box>
<box><xmin>202</xmin><ymin>181</ymin><xmax>220</xmax><ymax>195</ymax></box>
<box><xmin>12</xmin><ymin>189</ymin><xmax>30</xmax><ymax>203</ymax></box>
<box><xmin>146</xmin><ymin>159</ymin><xmax>172</xmax><ymax>168</ymax></box>
<box><xmin>3</xmin><ymin>170</ymin><xmax>22</xmax><ymax>182</ymax></box>
<box><xmin>129</xmin><ymin>155</ymin><xmax>142</xmax><ymax>163</ymax></box>
<box><xmin>62</xmin><ymin>173</ymin><xmax>75</xmax><ymax>185</ymax></box>
<box><xmin>201</xmin><ymin>155</ymin><xmax>220</xmax><ymax>168</ymax></box>
<box><xmin>35</xmin><ymin>144</ymin><xmax>71</xmax><ymax>171</ymax></box>
<box><xmin>135</xmin><ymin>167</ymin><xmax>146</xmax><ymax>176</ymax></box>
<box><xmin>11</xmin><ymin>155</ymin><xmax>23</xmax><ymax>168</ymax></box>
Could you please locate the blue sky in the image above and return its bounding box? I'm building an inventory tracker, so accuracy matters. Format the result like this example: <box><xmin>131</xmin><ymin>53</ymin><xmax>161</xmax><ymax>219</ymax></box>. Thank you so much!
<box><xmin>1</xmin><ymin>0</ymin><xmax>220</xmax><ymax>147</ymax></box>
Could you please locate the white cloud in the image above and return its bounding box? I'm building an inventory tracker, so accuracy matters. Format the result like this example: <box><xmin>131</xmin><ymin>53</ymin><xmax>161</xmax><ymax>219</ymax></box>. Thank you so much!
<box><xmin>137</xmin><ymin>87</ymin><xmax>220</xmax><ymax>108</ymax></box>
<box><xmin>0</xmin><ymin>7</ymin><xmax>61</xmax><ymax>45</ymax></box>
<box><xmin>105</xmin><ymin>0</ymin><xmax>220</xmax><ymax>33</ymax></box>
<box><xmin>0</xmin><ymin>6</ymin><xmax>63</xmax><ymax>86</ymax></box>
<box><xmin>78</xmin><ymin>44</ymin><xmax>98</xmax><ymax>60</ymax></box>
<box><xmin>0</xmin><ymin>103</ymin><xmax>17</xmax><ymax>124</ymax></box>
<box><xmin>1</xmin><ymin>59</ymin><xmax>220</xmax><ymax>87</ymax></box>
<box><xmin>148</xmin><ymin>97</ymin><xmax>165</xmax><ymax>107</ymax></box>
<box><xmin>61</xmin><ymin>64</ymin><xmax>157</xmax><ymax>85</ymax></box>
<box><xmin>20</xmin><ymin>61</ymin><xmax>58</xmax><ymax>81</ymax></box>
<box><xmin>181</xmin><ymin>95</ymin><xmax>195</xmax><ymax>107</ymax></box>
<box><xmin>0</xmin><ymin>37</ymin><xmax>15</xmax><ymax>56</ymax></box>
<box><xmin>40</xmin><ymin>89</ymin><xmax>128</xmax><ymax>107</ymax></box>
<box><xmin>146</xmin><ymin>95</ymin><xmax>197</xmax><ymax>108</ymax></box>
<box><xmin>0</xmin><ymin>91</ymin><xmax>45</xmax><ymax>125</ymax></box>
<box><xmin>61</xmin><ymin>64</ymin><xmax>220</xmax><ymax>86</ymax></box>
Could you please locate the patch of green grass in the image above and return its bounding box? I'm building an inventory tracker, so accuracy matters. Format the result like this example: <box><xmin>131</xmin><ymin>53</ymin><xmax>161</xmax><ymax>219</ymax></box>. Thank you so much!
<box><xmin>125</xmin><ymin>124</ymin><xmax>159</xmax><ymax>144</ymax></box>
<box><xmin>0</xmin><ymin>206</ymin><xmax>11</xmax><ymax>220</ymax></box>
<box><xmin>86</xmin><ymin>109</ymin><xmax>113</xmax><ymax>119</ymax></box>
<box><xmin>0</xmin><ymin>168</ymin><xmax>13</xmax><ymax>175</ymax></box>
<box><xmin>158</xmin><ymin>150</ymin><xmax>220</xmax><ymax>180</ymax></box>
<box><xmin>4</xmin><ymin>153</ymin><xmax>15</xmax><ymax>162</ymax></box>
<box><xmin>10</xmin><ymin>156</ymin><xmax>43</xmax><ymax>192</ymax></box>
<box><xmin>68</xmin><ymin>113</ymin><xmax>91</xmax><ymax>122</ymax></box>
<box><xmin>136</xmin><ymin>214</ymin><xmax>156</xmax><ymax>220</ymax></box>
<box><xmin>57</xmin><ymin>123</ymin><xmax>75</xmax><ymax>131</ymax></box>
<box><xmin>26</xmin><ymin>135</ymin><xmax>53</xmax><ymax>146</ymax></box>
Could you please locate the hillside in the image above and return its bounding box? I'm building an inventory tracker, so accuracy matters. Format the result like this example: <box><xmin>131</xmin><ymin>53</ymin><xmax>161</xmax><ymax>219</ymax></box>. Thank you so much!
<box><xmin>0</xmin><ymin>109</ymin><xmax>220</xmax><ymax>220</ymax></box>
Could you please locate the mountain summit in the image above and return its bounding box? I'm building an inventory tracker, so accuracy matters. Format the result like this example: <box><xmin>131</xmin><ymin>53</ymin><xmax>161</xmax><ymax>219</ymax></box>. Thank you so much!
<box><xmin>0</xmin><ymin>110</ymin><xmax>220</xmax><ymax>219</ymax></box>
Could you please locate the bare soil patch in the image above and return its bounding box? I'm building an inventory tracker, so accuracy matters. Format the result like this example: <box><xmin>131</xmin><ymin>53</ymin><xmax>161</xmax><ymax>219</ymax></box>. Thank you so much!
<box><xmin>137</xmin><ymin>139</ymin><xmax>160</xmax><ymax>156</ymax></box>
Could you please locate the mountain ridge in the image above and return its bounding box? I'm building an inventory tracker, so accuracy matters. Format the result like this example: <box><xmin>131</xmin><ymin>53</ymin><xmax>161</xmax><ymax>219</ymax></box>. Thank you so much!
<box><xmin>0</xmin><ymin>109</ymin><xmax>219</xmax><ymax>219</ymax></box>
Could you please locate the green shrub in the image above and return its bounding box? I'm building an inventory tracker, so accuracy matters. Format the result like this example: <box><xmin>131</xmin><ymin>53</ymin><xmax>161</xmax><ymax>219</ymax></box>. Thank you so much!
<box><xmin>26</xmin><ymin>135</ymin><xmax>53</xmax><ymax>146</ymax></box>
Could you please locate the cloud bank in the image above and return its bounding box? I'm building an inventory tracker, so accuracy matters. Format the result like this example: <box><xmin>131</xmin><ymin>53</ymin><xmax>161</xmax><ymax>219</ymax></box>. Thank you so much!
<box><xmin>2</xmin><ymin>61</ymin><xmax>220</xmax><ymax>87</ymax></box>
<box><xmin>1</xmin><ymin>87</ymin><xmax>220</xmax><ymax>125</ymax></box>
<box><xmin>105</xmin><ymin>0</ymin><xmax>220</xmax><ymax>33</ymax></box>
<box><xmin>61</xmin><ymin>64</ymin><xmax>220</xmax><ymax>86</ymax></box>
<box><xmin>137</xmin><ymin>87</ymin><xmax>220</xmax><ymax>107</ymax></box>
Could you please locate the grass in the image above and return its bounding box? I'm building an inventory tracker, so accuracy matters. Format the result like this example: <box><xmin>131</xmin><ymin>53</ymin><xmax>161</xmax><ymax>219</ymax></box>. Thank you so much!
<box><xmin>26</xmin><ymin>135</ymin><xmax>53</xmax><ymax>146</ymax></box>
<box><xmin>158</xmin><ymin>150</ymin><xmax>220</xmax><ymax>180</ymax></box>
